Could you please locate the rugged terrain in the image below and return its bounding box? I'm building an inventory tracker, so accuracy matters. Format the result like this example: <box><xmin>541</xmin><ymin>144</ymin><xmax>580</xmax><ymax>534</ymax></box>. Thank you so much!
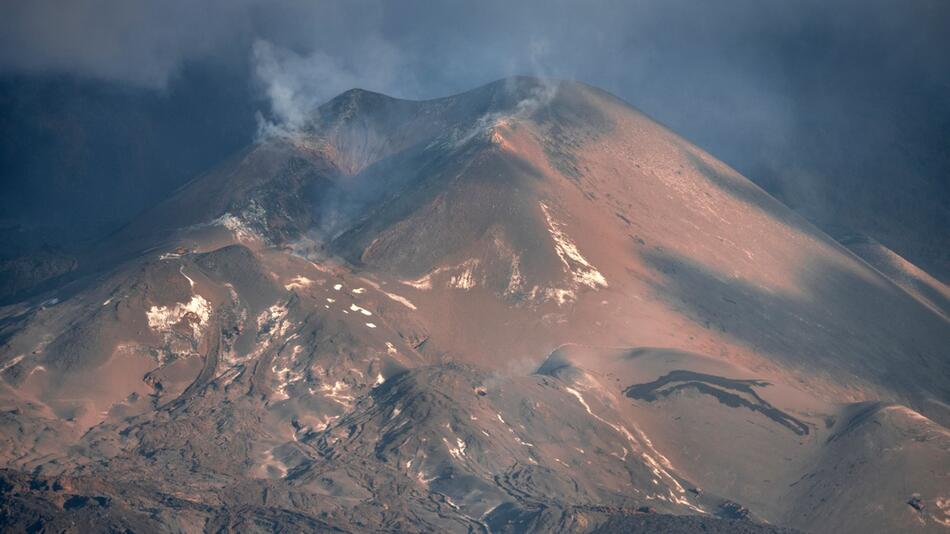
<box><xmin>1</xmin><ymin>77</ymin><xmax>948</xmax><ymax>533</ymax></box>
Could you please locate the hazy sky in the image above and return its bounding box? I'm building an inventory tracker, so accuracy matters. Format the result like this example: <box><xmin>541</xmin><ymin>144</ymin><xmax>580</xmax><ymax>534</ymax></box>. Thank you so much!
<box><xmin>2</xmin><ymin>0</ymin><xmax>946</xmax><ymax>149</ymax></box>
<box><xmin>3</xmin><ymin>1</ymin><xmax>946</xmax><ymax>117</ymax></box>
<box><xmin>1</xmin><ymin>0</ymin><xmax>948</xmax><ymax>271</ymax></box>
<box><xmin>3</xmin><ymin>0</ymin><xmax>946</xmax><ymax>169</ymax></box>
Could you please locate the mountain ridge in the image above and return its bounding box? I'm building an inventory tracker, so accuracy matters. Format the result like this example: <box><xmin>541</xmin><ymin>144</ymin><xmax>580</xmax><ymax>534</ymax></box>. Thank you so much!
<box><xmin>0</xmin><ymin>77</ymin><xmax>947</xmax><ymax>533</ymax></box>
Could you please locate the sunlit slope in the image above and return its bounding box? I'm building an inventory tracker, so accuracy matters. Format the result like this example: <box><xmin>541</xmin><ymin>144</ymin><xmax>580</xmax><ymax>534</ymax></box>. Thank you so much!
<box><xmin>1</xmin><ymin>77</ymin><xmax>947</xmax><ymax>533</ymax></box>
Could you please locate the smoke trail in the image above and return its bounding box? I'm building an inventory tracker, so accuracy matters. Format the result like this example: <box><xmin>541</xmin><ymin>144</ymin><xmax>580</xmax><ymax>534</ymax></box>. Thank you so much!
<box><xmin>251</xmin><ymin>38</ymin><xmax>407</xmax><ymax>139</ymax></box>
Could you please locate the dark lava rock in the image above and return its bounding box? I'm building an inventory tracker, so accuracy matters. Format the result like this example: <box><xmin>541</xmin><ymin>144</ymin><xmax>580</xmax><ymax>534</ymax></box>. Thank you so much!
<box><xmin>592</xmin><ymin>513</ymin><xmax>802</xmax><ymax>533</ymax></box>
<box><xmin>717</xmin><ymin>500</ymin><xmax>752</xmax><ymax>520</ymax></box>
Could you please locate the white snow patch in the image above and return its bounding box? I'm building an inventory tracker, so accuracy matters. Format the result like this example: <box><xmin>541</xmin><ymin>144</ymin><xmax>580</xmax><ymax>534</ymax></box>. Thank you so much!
<box><xmin>544</xmin><ymin>287</ymin><xmax>576</xmax><ymax>305</ymax></box>
<box><xmin>349</xmin><ymin>303</ymin><xmax>373</xmax><ymax>316</ymax></box>
<box><xmin>272</xmin><ymin>365</ymin><xmax>304</xmax><ymax>400</ymax></box>
<box><xmin>309</xmin><ymin>415</ymin><xmax>339</xmax><ymax>432</ymax></box>
<box><xmin>284</xmin><ymin>276</ymin><xmax>313</xmax><ymax>290</ymax></box>
<box><xmin>319</xmin><ymin>381</ymin><xmax>354</xmax><ymax>405</ymax></box>
<box><xmin>380</xmin><ymin>289</ymin><xmax>416</xmax><ymax>309</ymax></box>
<box><xmin>355</xmin><ymin>278</ymin><xmax>419</xmax><ymax>310</ymax></box>
<box><xmin>539</xmin><ymin>201</ymin><xmax>608</xmax><ymax>292</ymax></box>
<box><xmin>179</xmin><ymin>265</ymin><xmax>196</xmax><ymax>289</ymax></box>
<box><xmin>0</xmin><ymin>355</ymin><xmax>25</xmax><ymax>373</ymax></box>
<box><xmin>333</xmin><ymin>283</ymin><xmax>343</xmax><ymax>291</ymax></box>
<box><xmin>212</xmin><ymin>213</ymin><xmax>258</xmax><ymax>242</ymax></box>
<box><xmin>146</xmin><ymin>295</ymin><xmax>212</xmax><ymax>338</ymax></box>
<box><xmin>402</xmin><ymin>274</ymin><xmax>433</xmax><ymax>290</ymax></box>
<box><xmin>405</xmin><ymin>260</ymin><xmax>482</xmax><ymax>291</ymax></box>
<box><xmin>443</xmin><ymin>437</ymin><xmax>467</xmax><ymax>460</ymax></box>
<box><xmin>257</xmin><ymin>304</ymin><xmax>290</xmax><ymax>338</ymax></box>
<box><xmin>449</xmin><ymin>259</ymin><xmax>479</xmax><ymax>290</ymax></box>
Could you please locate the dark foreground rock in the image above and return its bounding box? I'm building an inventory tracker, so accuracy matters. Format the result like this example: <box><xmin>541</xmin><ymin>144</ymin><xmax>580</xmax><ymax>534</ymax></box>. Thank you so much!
<box><xmin>592</xmin><ymin>514</ymin><xmax>801</xmax><ymax>534</ymax></box>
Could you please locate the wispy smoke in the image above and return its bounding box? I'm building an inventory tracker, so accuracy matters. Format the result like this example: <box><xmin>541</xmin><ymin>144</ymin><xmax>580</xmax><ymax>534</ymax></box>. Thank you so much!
<box><xmin>252</xmin><ymin>38</ymin><xmax>408</xmax><ymax>139</ymax></box>
<box><xmin>251</xmin><ymin>41</ymin><xmax>341</xmax><ymax>137</ymax></box>
<box><xmin>446</xmin><ymin>78</ymin><xmax>560</xmax><ymax>149</ymax></box>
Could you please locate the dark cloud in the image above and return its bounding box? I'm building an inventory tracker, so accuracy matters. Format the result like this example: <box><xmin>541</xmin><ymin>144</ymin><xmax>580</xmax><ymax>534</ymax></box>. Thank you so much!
<box><xmin>0</xmin><ymin>0</ymin><xmax>259</xmax><ymax>87</ymax></box>
<box><xmin>2</xmin><ymin>1</ymin><xmax>946</xmax><ymax>134</ymax></box>
<box><xmin>1</xmin><ymin>0</ymin><xmax>948</xmax><ymax>273</ymax></box>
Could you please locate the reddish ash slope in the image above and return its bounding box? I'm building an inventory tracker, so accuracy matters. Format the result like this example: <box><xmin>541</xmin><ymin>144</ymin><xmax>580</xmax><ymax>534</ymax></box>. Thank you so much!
<box><xmin>0</xmin><ymin>77</ymin><xmax>947</xmax><ymax>533</ymax></box>
<box><xmin>311</xmin><ymin>78</ymin><xmax>948</xmax><ymax>413</ymax></box>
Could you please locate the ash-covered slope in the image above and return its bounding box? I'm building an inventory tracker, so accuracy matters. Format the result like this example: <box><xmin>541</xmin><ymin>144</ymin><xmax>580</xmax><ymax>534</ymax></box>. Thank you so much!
<box><xmin>0</xmin><ymin>77</ymin><xmax>948</xmax><ymax>533</ymax></box>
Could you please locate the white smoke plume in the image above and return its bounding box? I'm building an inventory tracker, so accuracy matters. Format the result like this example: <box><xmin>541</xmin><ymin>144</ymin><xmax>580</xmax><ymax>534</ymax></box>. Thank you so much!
<box><xmin>252</xmin><ymin>38</ymin><xmax>408</xmax><ymax>139</ymax></box>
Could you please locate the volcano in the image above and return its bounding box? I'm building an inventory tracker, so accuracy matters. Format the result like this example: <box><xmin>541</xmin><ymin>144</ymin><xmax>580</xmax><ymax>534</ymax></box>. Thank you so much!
<box><xmin>1</xmin><ymin>77</ymin><xmax>947</xmax><ymax>533</ymax></box>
